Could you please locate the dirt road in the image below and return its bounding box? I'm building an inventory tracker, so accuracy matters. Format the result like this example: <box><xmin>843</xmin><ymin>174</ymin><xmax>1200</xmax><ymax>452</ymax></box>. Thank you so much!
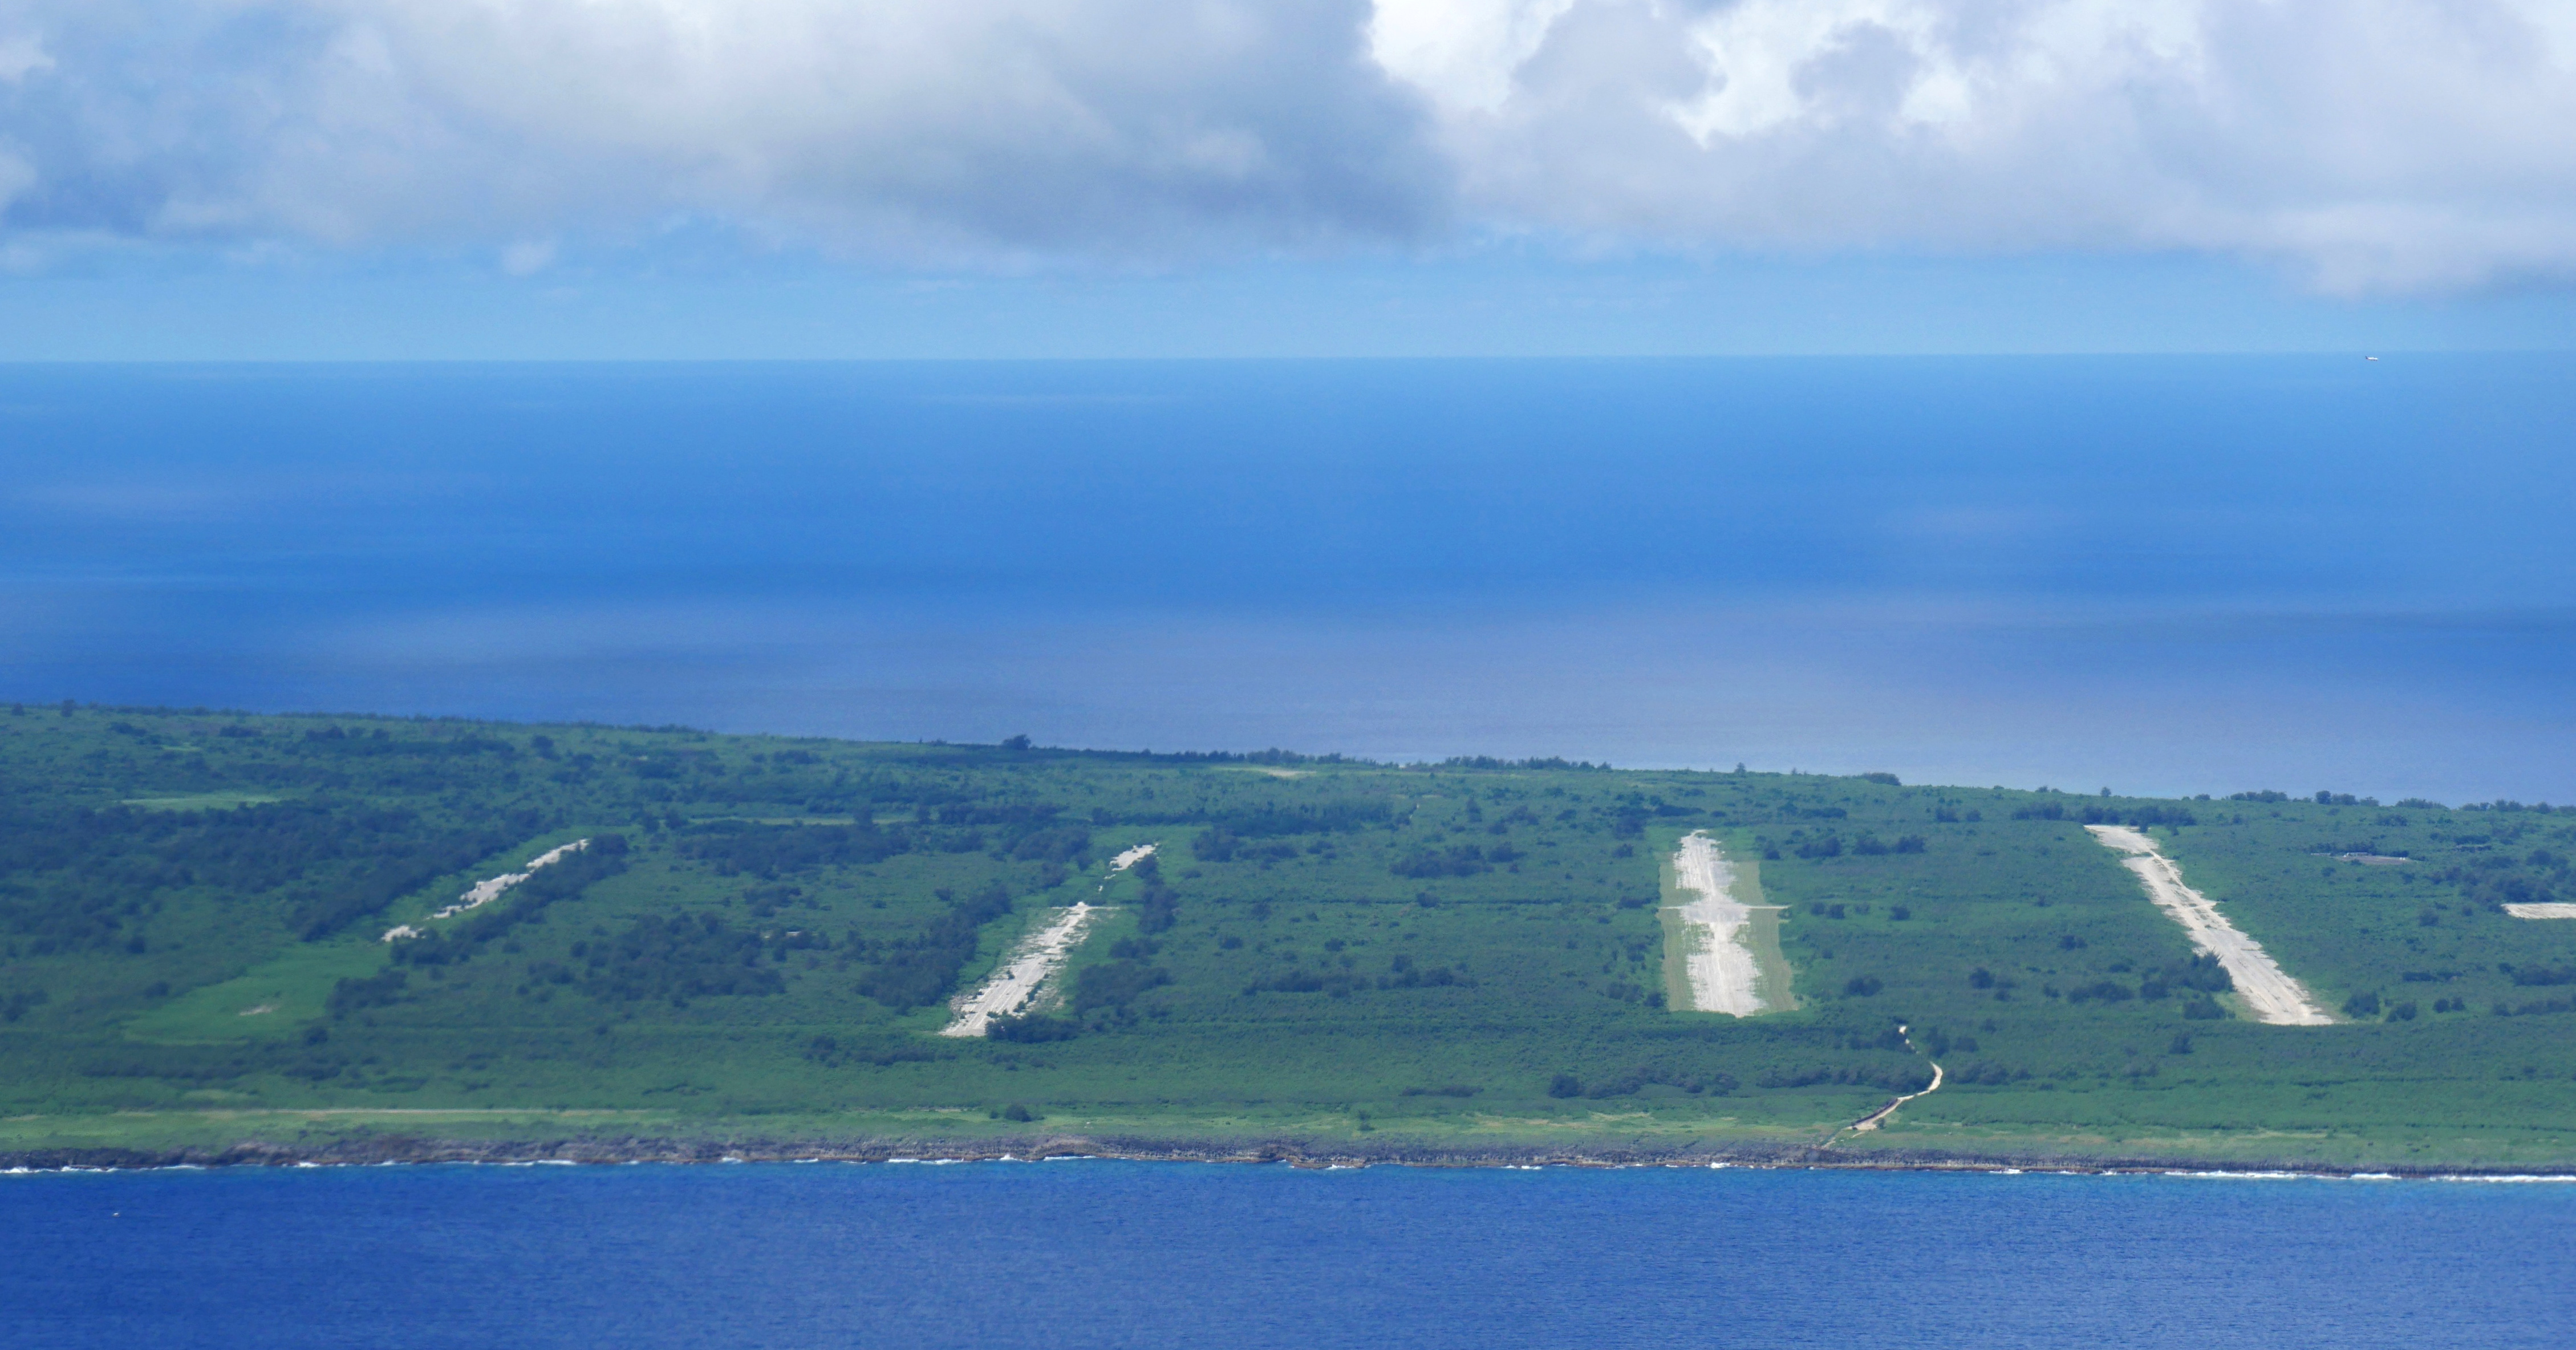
<box><xmin>1669</xmin><ymin>832</ymin><xmax>1768</xmax><ymax>1016</ymax></box>
<box><xmin>2087</xmin><ymin>825</ymin><xmax>2332</xmax><ymax>1026</ymax></box>
<box><xmin>940</xmin><ymin>903</ymin><xmax>1101</xmax><ymax>1037</ymax></box>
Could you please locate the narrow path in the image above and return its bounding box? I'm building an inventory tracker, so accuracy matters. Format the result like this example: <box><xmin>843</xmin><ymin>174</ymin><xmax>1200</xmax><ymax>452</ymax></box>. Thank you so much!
<box><xmin>1841</xmin><ymin>1023</ymin><xmax>1944</xmax><ymax>1138</ymax></box>
<box><xmin>2086</xmin><ymin>825</ymin><xmax>2332</xmax><ymax>1025</ymax></box>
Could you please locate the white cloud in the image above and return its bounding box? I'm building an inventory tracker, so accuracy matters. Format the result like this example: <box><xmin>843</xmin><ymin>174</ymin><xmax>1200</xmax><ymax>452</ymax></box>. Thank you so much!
<box><xmin>499</xmin><ymin>238</ymin><xmax>555</xmax><ymax>276</ymax></box>
<box><xmin>1367</xmin><ymin>0</ymin><xmax>1579</xmax><ymax>113</ymax></box>
<box><xmin>0</xmin><ymin>1</ymin><xmax>2573</xmax><ymax>291</ymax></box>
<box><xmin>1382</xmin><ymin>0</ymin><xmax>2576</xmax><ymax>292</ymax></box>
<box><xmin>0</xmin><ymin>0</ymin><xmax>1446</xmax><ymax>261</ymax></box>
<box><xmin>0</xmin><ymin>31</ymin><xmax>50</xmax><ymax>82</ymax></box>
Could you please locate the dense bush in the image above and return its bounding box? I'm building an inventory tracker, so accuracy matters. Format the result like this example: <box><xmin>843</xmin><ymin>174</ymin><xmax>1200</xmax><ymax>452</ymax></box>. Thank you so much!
<box><xmin>327</xmin><ymin>968</ymin><xmax>411</xmax><ymax>1018</ymax></box>
<box><xmin>1391</xmin><ymin>844</ymin><xmax>1490</xmax><ymax>878</ymax></box>
<box><xmin>803</xmin><ymin>1033</ymin><xmax>942</xmax><ymax>1068</ymax></box>
<box><xmin>676</xmin><ymin>821</ymin><xmax>902</xmax><ymax>876</ymax></box>
<box><xmin>1134</xmin><ymin>880</ymin><xmax>1182</xmax><ymax>934</ymax></box>
<box><xmin>582</xmin><ymin>911</ymin><xmax>788</xmax><ymax>1005</ymax></box>
<box><xmin>986</xmin><ymin>1013</ymin><xmax>1081</xmax><ymax>1043</ymax></box>
<box><xmin>1072</xmin><ymin>959</ymin><xmax>1171</xmax><ymax>1013</ymax></box>
<box><xmin>853</xmin><ymin>885</ymin><xmax>1016</xmax><ymax>1009</ymax></box>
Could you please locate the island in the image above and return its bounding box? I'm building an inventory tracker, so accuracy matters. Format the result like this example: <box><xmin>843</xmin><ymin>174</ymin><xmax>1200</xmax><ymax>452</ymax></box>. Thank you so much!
<box><xmin>3</xmin><ymin>703</ymin><xmax>2571</xmax><ymax>1173</ymax></box>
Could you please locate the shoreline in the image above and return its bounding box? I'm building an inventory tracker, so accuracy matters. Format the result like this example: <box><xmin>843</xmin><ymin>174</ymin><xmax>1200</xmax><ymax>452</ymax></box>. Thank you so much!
<box><xmin>9</xmin><ymin>1133</ymin><xmax>2575</xmax><ymax>1181</ymax></box>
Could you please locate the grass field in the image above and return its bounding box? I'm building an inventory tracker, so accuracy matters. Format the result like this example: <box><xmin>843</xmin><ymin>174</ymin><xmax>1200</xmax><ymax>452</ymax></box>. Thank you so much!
<box><xmin>4</xmin><ymin>704</ymin><xmax>2574</xmax><ymax>1168</ymax></box>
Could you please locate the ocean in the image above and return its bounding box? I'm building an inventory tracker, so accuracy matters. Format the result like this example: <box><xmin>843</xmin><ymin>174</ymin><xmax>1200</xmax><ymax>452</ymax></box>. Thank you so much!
<box><xmin>7</xmin><ymin>1161</ymin><xmax>2575</xmax><ymax>1348</ymax></box>
<box><xmin>10</xmin><ymin>359</ymin><xmax>2576</xmax><ymax>1346</ymax></box>
<box><xmin>3</xmin><ymin>356</ymin><xmax>2571</xmax><ymax>801</ymax></box>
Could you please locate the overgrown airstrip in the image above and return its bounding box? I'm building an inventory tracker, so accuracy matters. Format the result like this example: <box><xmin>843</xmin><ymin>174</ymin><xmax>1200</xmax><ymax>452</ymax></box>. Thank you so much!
<box><xmin>5</xmin><ymin>704</ymin><xmax>2576</xmax><ymax>1169</ymax></box>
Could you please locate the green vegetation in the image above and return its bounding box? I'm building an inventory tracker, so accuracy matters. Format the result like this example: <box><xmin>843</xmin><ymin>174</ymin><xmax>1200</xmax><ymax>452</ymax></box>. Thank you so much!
<box><xmin>5</xmin><ymin>703</ymin><xmax>2576</xmax><ymax>1169</ymax></box>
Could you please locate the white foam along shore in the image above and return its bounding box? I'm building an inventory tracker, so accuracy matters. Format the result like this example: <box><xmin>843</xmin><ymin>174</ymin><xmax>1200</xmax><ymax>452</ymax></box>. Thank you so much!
<box><xmin>381</xmin><ymin>840</ymin><xmax>589</xmax><ymax>942</ymax></box>
<box><xmin>2504</xmin><ymin>903</ymin><xmax>2576</xmax><ymax>919</ymax></box>
<box><xmin>1668</xmin><ymin>832</ymin><xmax>1773</xmax><ymax>1016</ymax></box>
<box><xmin>2086</xmin><ymin>825</ymin><xmax>2332</xmax><ymax>1026</ymax></box>
<box><xmin>940</xmin><ymin>903</ymin><xmax>1102</xmax><ymax>1037</ymax></box>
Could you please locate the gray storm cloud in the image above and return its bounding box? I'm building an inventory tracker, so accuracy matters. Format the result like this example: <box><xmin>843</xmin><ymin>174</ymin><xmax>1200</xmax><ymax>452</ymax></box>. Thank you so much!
<box><xmin>1</xmin><ymin>0</ymin><xmax>2573</xmax><ymax>291</ymax></box>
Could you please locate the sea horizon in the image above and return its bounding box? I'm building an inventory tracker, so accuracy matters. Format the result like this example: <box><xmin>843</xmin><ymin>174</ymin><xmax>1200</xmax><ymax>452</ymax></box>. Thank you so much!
<box><xmin>7</xmin><ymin>355</ymin><xmax>2573</xmax><ymax>802</ymax></box>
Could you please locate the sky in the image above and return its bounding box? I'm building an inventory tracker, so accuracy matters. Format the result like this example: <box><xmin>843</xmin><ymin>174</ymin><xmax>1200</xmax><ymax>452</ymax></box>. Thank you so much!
<box><xmin>3</xmin><ymin>0</ymin><xmax>2576</xmax><ymax>356</ymax></box>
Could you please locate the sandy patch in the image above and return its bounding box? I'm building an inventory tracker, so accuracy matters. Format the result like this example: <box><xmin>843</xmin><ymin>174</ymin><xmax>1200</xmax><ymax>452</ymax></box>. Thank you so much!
<box><xmin>2504</xmin><ymin>903</ymin><xmax>2576</xmax><ymax>919</ymax></box>
<box><xmin>237</xmin><ymin>1004</ymin><xmax>276</xmax><ymax>1017</ymax></box>
<box><xmin>1664</xmin><ymin>833</ymin><xmax>1783</xmax><ymax>1016</ymax></box>
<box><xmin>1106</xmin><ymin>844</ymin><xmax>1157</xmax><ymax>876</ymax></box>
<box><xmin>383</xmin><ymin>839</ymin><xmax>589</xmax><ymax>942</ymax></box>
<box><xmin>2087</xmin><ymin>825</ymin><xmax>2332</xmax><ymax>1026</ymax></box>
<box><xmin>940</xmin><ymin>903</ymin><xmax>1102</xmax><ymax>1037</ymax></box>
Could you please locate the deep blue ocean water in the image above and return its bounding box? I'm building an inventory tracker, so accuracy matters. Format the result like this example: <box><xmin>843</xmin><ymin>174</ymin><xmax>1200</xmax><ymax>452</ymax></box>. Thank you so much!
<box><xmin>4</xmin><ymin>355</ymin><xmax>2573</xmax><ymax>800</ymax></box>
<box><xmin>6</xmin><ymin>1162</ymin><xmax>2575</xmax><ymax>1349</ymax></box>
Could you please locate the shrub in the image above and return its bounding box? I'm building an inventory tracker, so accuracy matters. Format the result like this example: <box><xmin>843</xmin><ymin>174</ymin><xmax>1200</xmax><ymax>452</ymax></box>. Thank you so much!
<box><xmin>854</xmin><ymin>884</ymin><xmax>1015</xmax><ymax>1010</ymax></box>
<box><xmin>1134</xmin><ymin>880</ymin><xmax>1182</xmax><ymax>934</ymax></box>
<box><xmin>586</xmin><ymin>911</ymin><xmax>788</xmax><ymax>1005</ymax></box>
<box><xmin>987</xmin><ymin>1014</ymin><xmax>1078</xmax><ymax>1043</ymax></box>
<box><xmin>676</xmin><ymin>821</ymin><xmax>900</xmax><ymax>876</ymax></box>
<box><xmin>327</xmin><ymin>968</ymin><xmax>409</xmax><ymax>1019</ymax></box>
<box><xmin>1072</xmin><ymin>959</ymin><xmax>1171</xmax><ymax>1012</ymax></box>
<box><xmin>1391</xmin><ymin>845</ymin><xmax>1489</xmax><ymax>878</ymax></box>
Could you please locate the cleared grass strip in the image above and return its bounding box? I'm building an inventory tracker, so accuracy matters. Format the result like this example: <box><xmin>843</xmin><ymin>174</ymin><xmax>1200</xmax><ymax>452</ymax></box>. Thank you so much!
<box><xmin>2087</xmin><ymin>825</ymin><xmax>2332</xmax><ymax>1026</ymax></box>
<box><xmin>1662</xmin><ymin>832</ymin><xmax>1791</xmax><ymax>1016</ymax></box>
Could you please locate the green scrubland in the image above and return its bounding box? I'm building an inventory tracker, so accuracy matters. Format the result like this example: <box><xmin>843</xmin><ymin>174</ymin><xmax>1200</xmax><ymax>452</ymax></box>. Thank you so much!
<box><xmin>3</xmin><ymin>703</ymin><xmax>2574</xmax><ymax>1169</ymax></box>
